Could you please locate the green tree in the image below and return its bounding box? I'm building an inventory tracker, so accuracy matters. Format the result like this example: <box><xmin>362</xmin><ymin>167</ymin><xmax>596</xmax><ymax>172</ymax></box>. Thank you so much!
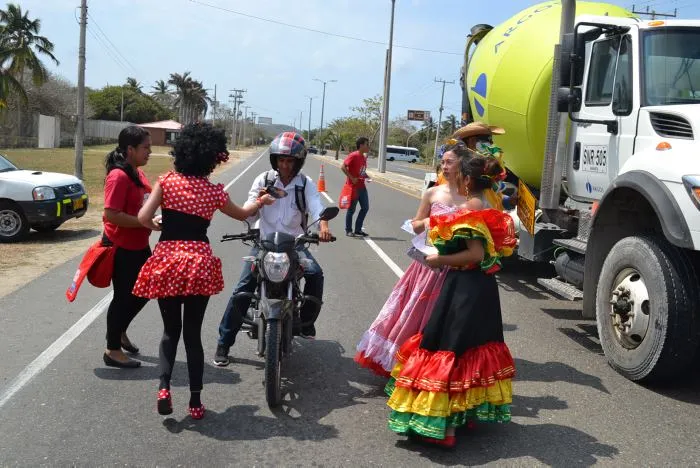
<box><xmin>0</xmin><ymin>3</ymin><xmax>58</xmax><ymax>129</ymax></box>
<box><xmin>168</xmin><ymin>71</ymin><xmax>210</xmax><ymax>124</ymax></box>
<box><xmin>324</xmin><ymin>130</ymin><xmax>345</xmax><ymax>160</ymax></box>
<box><xmin>126</xmin><ymin>77</ymin><xmax>142</xmax><ymax>93</ymax></box>
<box><xmin>88</xmin><ymin>85</ymin><xmax>173</xmax><ymax>123</ymax></box>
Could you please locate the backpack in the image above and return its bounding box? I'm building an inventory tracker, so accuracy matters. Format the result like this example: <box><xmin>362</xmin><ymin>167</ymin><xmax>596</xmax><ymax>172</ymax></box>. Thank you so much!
<box><xmin>263</xmin><ymin>170</ymin><xmax>309</xmax><ymax>231</ymax></box>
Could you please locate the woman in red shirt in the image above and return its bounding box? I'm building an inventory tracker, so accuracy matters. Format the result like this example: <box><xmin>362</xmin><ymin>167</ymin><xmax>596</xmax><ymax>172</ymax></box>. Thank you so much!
<box><xmin>102</xmin><ymin>126</ymin><xmax>155</xmax><ymax>368</ymax></box>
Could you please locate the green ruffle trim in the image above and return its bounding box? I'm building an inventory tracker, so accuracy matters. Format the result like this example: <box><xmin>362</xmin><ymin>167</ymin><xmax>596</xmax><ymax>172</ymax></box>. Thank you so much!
<box><xmin>432</xmin><ymin>230</ymin><xmax>502</xmax><ymax>273</ymax></box>
<box><xmin>388</xmin><ymin>403</ymin><xmax>512</xmax><ymax>439</ymax></box>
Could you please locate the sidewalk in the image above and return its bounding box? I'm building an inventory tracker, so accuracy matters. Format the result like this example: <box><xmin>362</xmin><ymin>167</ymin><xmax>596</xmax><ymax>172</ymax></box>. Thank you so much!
<box><xmin>312</xmin><ymin>154</ymin><xmax>426</xmax><ymax>199</ymax></box>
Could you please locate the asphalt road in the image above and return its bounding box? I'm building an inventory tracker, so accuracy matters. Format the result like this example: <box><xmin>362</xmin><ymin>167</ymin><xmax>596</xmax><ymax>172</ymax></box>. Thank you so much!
<box><xmin>1</xmin><ymin>150</ymin><xmax>699</xmax><ymax>466</ymax></box>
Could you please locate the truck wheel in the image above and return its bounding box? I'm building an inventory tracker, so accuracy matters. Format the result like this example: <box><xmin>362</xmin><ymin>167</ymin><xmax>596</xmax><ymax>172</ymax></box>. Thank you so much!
<box><xmin>0</xmin><ymin>201</ymin><xmax>30</xmax><ymax>243</ymax></box>
<box><xmin>596</xmin><ymin>235</ymin><xmax>699</xmax><ymax>382</ymax></box>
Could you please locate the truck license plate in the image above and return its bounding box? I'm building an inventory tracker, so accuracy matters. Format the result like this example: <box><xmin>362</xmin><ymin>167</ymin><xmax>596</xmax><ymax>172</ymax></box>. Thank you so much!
<box><xmin>73</xmin><ymin>198</ymin><xmax>84</xmax><ymax>210</ymax></box>
<box><xmin>581</xmin><ymin>145</ymin><xmax>608</xmax><ymax>173</ymax></box>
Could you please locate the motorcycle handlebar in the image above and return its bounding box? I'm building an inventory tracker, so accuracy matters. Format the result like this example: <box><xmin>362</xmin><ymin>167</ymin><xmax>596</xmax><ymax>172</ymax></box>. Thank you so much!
<box><xmin>297</xmin><ymin>234</ymin><xmax>337</xmax><ymax>244</ymax></box>
<box><xmin>221</xmin><ymin>233</ymin><xmax>255</xmax><ymax>242</ymax></box>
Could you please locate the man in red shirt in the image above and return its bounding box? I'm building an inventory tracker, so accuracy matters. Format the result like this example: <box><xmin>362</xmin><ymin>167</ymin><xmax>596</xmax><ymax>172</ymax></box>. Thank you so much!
<box><xmin>341</xmin><ymin>136</ymin><xmax>371</xmax><ymax>237</ymax></box>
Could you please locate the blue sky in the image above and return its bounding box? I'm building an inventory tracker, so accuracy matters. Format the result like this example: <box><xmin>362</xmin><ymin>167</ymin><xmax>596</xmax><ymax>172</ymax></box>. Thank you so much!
<box><xmin>18</xmin><ymin>0</ymin><xmax>700</xmax><ymax>128</ymax></box>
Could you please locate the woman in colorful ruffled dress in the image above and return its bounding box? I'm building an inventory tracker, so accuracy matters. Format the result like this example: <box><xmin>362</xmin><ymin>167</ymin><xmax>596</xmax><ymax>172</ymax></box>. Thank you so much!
<box><xmin>354</xmin><ymin>143</ymin><xmax>476</xmax><ymax>376</ymax></box>
<box><xmin>133</xmin><ymin>123</ymin><xmax>275</xmax><ymax>419</ymax></box>
<box><xmin>385</xmin><ymin>153</ymin><xmax>517</xmax><ymax>448</ymax></box>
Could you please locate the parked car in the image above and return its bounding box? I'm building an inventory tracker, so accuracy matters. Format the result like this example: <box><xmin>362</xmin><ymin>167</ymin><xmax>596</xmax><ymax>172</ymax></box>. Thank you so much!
<box><xmin>0</xmin><ymin>153</ymin><xmax>88</xmax><ymax>242</ymax></box>
<box><xmin>307</xmin><ymin>145</ymin><xmax>319</xmax><ymax>154</ymax></box>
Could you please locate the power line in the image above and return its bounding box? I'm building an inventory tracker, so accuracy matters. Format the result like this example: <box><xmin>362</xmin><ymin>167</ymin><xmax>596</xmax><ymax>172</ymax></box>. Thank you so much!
<box><xmin>87</xmin><ymin>12</ymin><xmax>138</xmax><ymax>73</ymax></box>
<box><xmin>85</xmin><ymin>25</ymin><xmax>131</xmax><ymax>75</ymax></box>
<box><xmin>187</xmin><ymin>0</ymin><xmax>461</xmax><ymax>56</ymax></box>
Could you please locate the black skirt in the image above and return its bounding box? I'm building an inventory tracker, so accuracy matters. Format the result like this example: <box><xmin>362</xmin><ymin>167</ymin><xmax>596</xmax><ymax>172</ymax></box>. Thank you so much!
<box><xmin>420</xmin><ymin>268</ymin><xmax>504</xmax><ymax>356</ymax></box>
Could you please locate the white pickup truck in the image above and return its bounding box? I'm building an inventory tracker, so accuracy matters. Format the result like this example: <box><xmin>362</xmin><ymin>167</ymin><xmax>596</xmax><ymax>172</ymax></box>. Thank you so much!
<box><xmin>0</xmin><ymin>153</ymin><xmax>89</xmax><ymax>242</ymax></box>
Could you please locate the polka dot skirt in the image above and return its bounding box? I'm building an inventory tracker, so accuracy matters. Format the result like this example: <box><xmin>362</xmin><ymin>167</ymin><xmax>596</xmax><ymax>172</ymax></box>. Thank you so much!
<box><xmin>132</xmin><ymin>171</ymin><xmax>229</xmax><ymax>299</ymax></box>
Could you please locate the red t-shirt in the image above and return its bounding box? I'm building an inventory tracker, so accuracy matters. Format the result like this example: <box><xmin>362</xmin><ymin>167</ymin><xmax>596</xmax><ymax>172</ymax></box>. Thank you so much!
<box><xmin>344</xmin><ymin>150</ymin><xmax>367</xmax><ymax>189</ymax></box>
<box><xmin>103</xmin><ymin>168</ymin><xmax>152</xmax><ymax>250</ymax></box>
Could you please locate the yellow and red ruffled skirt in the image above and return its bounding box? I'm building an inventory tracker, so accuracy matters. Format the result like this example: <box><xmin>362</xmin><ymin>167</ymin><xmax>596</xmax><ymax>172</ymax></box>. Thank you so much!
<box><xmin>385</xmin><ymin>334</ymin><xmax>514</xmax><ymax>439</ymax></box>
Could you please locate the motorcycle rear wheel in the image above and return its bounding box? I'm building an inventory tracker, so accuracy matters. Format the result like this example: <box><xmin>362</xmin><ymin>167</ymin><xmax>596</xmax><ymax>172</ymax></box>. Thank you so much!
<box><xmin>264</xmin><ymin>320</ymin><xmax>282</xmax><ymax>407</ymax></box>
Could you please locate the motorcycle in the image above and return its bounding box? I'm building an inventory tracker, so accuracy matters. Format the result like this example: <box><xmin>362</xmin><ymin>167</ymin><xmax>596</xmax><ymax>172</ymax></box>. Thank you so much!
<box><xmin>221</xmin><ymin>206</ymin><xmax>338</xmax><ymax>407</ymax></box>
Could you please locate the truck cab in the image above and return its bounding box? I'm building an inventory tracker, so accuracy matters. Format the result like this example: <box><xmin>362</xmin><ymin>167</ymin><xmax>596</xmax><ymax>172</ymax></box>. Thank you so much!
<box><xmin>545</xmin><ymin>16</ymin><xmax>700</xmax><ymax>382</ymax></box>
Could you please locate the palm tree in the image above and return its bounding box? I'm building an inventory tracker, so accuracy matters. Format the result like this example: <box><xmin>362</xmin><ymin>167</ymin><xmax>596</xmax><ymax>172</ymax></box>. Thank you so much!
<box><xmin>325</xmin><ymin>131</ymin><xmax>345</xmax><ymax>160</ymax></box>
<box><xmin>0</xmin><ymin>47</ymin><xmax>24</xmax><ymax>108</ymax></box>
<box><xmin>0</xmin><ymin>4</ymin><xmax>59</xmax><ymax>130</ymax></box>
<box><xmin>168</xmin><ymin>71</ymin><xmax>193</xmax><ymax>123</ymax></box>
<box><xmin>126</xmin><ymin>76</ymin><xmax>142</xmax><ymax>92</ymax></box>
<box><xmin>152</xmin><ymin>79</ymin><xmax>169</xmax><ymax>95</ymax></box>
<box><xmin>168</xmin><ymin>72</ymin><xmax>211</xmax><ymax>124</ymax></box>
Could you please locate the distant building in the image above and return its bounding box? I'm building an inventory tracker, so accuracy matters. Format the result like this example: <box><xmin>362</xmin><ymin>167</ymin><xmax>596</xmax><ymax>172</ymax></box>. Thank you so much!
<box><xmin>137</xmin><ymin>119</ymin><xmax>183</xmax><ymax>146</ymax></box>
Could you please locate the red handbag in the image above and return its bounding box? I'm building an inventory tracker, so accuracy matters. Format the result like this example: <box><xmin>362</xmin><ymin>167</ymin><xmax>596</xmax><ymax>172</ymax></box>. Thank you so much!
<box><xmin>338</xmin><ymin>183</ymin><xmax>355</xmax><ymax>210</ymax></box>
<box><xmin>66</xmin><ymin>239</ymin><xmax>116</xmax><ymax>302</ymax></box>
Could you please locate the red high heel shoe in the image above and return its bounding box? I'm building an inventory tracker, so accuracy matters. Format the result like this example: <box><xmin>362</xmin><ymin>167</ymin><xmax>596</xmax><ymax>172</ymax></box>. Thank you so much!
<box><xmin>188</xmin><ymin>405</ymin><xmax>205</xmax><ymax>420</ymax></box>
<box><xmin>157</xmin><ymin>389</ymin><xmax>172</xmax><ymax>415</ymax></box>
<box><xmin>414</xmin><ymin>434</ymin><xmax>456</xmax><ymax>448</ymax></box>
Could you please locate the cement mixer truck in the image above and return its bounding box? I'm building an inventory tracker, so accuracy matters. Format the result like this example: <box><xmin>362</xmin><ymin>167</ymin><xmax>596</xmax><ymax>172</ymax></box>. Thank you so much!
<box><xmin>460</xmin><ymin>0</ymin><xmax>700</xmax><ymax>383</ymax></box>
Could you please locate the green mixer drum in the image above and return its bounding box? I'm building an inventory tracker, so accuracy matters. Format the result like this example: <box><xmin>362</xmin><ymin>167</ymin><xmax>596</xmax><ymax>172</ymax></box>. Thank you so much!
<box><xmin>466</xmin><ymin>1</ymin><xmax>634</xmax><ymax>188</ymax></box>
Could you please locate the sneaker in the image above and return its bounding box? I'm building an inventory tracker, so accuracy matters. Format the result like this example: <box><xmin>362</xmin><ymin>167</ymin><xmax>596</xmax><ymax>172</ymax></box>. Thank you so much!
<box><xmin>354</xmin><ymin>230</ymin><xmax>369</xmax><ymax>237</ymax></box>
<box><xmin>213</xmin><ymin>344</ymin><xmax>230</xmax><ymax>367</ymax></box>
<box><xmin>346</xmin><ymin>231</ymin><xmax>355</xmax><ymax>237</ymax></box>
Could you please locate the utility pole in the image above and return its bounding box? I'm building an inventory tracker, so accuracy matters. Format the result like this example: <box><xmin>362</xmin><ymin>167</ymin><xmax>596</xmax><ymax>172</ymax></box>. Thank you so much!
<box><xmin>631</xmin><ymin>4</ymin><xmax>677</xmax><ymax>20</ymax></box>
<box><xmin>242</xmin><ymin>105</ymin><xmax>250</xmax><ymax>146</ymax></box>
<box><xmin>313</xmin><ymin>78</ymin><xmax>337</xmax><ymax>145</ymax></box>
<box><xmin>299</xmin><ymin>110</ymin><xmax>303</xmax><ymax>133</ymax></box>
<box><xmin>229</xmin><ymin>88</ymin><xmax>246</xmax><ymax>148</ymax></box>
<box><xmin>74</xmin><ymin>0</ymin><xmax>87</xmax><ymax>180</ymax></box>
<box><xmin>432</xmin><ymin>77</ymin><xmax>454</xmax><ymax>167</ymax></box>
<box><xmin>250</xmin><ymin>112</ymin><xmax>257</xmax><ymax>144</ymax></box>
<box><xmin>377</xmin><ymin>0</ymin><xmax>396</xmax><ymax>173</ymax></box>
<box><xmin>120</xmin><ymin>88</ymin><xmax>124</xmax><ymax>122</ymax></box>
<box><xmin>305</xmin><ymin>95</ymin><xmax>316</xmax><ymax>142</ymax></box>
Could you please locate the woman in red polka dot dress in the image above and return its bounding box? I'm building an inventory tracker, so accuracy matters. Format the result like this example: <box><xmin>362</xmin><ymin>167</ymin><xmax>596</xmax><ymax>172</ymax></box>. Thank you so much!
<box><xmin>134</xmin><ymin>122</ymin><xmax>275</xmax><ymax>420</ymax></box>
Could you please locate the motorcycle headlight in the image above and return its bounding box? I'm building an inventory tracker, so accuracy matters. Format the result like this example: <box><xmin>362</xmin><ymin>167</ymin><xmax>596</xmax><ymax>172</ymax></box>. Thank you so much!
<box><xmin>263</xmin><ymin>252</ymin><xmax>290</xmax><ymax>283</ymax></box>
<box><xmin>32</xmin><ymin>186</ymin><xmax>56</xmax><ymax>201</ymax></box>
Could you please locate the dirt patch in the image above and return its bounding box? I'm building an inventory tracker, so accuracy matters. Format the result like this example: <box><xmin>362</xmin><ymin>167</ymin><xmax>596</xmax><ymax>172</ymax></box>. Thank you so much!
<box><xmin>0</xmin><ymin>147</ymin><xmax>259</xmax><ymax>299</ymax></box>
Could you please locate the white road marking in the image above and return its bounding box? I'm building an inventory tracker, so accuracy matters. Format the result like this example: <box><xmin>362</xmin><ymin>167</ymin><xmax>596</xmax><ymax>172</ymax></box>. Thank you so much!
<box><xmin>321</xmin><ymin>191</ymin><xmax>404</xmax><ymax>278</ymax></box>
<box><xmin>363</xmin><ymin>238</ymin><xmax>404</xmax><ymax>278</ymax></box>
<box><xmin>0</xmin><ymin>293</ymin><xmax>113</xmax><ymax>409</ymax></box>
<box><xmin>0</xmin><ymin>151</ymin><xmax>268</xmax><ymax>409</ymax></box>
<box><xmin>224</xmin><ymin>148</ymin><xmax>267</xmax><ymax>190</ymax></box>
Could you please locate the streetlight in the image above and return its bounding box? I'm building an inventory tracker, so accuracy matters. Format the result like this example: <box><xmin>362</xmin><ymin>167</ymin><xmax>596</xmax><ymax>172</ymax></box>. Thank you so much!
<box><xmin>313</xmin><ymin>78</ymin><xmax>337</xmax><ymax>149</ymax></box>
<box><xmin>406</xmin><ymin>127</ymin><xmax>422</xmax><ymax>147</ymax></box>
<box><xmin>377</xmin><ymin>0</ymin><xmax>396</xmax><ymax>173</ymax></box>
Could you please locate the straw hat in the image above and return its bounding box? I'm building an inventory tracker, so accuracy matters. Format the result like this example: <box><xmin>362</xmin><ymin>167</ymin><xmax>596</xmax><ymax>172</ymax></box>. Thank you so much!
<box><xmin>452</xmin><ymin>121</ymin><xmax>505</xmax><ymax>140</ymax></box>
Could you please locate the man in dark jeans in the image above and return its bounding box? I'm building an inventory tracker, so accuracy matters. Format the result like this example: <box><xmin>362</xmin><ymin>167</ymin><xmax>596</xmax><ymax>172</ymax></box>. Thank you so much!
<box><xmin>214</xmin><ymin>132</ymin><xmax>332</xmax><ymax>367</ymax></box>
<box><xmin>342</xmin><ymin>136</ymin><xmax>371</xmax><ymax>237</ymax></box>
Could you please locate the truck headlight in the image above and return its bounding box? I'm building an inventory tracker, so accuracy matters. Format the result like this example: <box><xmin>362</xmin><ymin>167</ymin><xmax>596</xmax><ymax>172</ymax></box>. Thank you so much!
<box><xmin>682</xmin><ymin>175</ymin><xmax>700</xmax><ymax>210</ymax></box>
<box><xmin>263</xmin><ymin>252</ymin><xmax>290</xmax><ymax>283</ymax></box>
<box><xmin>32</xmin><ymin>186</ymin><xmax>56</xmax><ymax>201</ymax></box>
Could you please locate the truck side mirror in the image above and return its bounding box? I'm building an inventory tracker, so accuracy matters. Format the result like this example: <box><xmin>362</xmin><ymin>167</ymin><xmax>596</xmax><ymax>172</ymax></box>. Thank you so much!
<box><xmin>559</xmin><ymin>33</ymin><xmax>586</xmax><ymax>88</ymax></box>
<box><xmin>557</xmin><ymin>87</ymin><xmax>581</xmax><ymax>113</ymax></box>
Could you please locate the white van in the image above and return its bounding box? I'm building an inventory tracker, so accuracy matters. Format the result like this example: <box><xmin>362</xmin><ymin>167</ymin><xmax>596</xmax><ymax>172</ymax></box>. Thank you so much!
<box><xmin>386</xmin><ymin>145</ymin><xmax>420</xmax><ymax>163</ymax></box>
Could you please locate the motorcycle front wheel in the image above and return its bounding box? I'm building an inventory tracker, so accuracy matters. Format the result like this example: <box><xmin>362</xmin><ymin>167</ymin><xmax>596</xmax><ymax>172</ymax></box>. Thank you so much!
<box><xmin>264</xmin><ymin>320</ymin><xmax>282</xmax><ymax>407</ymax></box>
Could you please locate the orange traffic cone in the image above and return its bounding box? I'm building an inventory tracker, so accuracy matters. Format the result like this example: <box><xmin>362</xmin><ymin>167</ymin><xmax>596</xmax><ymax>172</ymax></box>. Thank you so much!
<box><xmin>318</xmin><ymin>164</ymin><xmax>327</xmax><ymax>192</ymax></box>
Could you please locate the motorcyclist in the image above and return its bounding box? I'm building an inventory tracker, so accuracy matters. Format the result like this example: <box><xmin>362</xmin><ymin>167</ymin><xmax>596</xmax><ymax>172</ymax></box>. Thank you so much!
<box><xmin>214</xmin><ymin>132</ymin><xmax>333</xmax><ymax>367</ymax></box>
